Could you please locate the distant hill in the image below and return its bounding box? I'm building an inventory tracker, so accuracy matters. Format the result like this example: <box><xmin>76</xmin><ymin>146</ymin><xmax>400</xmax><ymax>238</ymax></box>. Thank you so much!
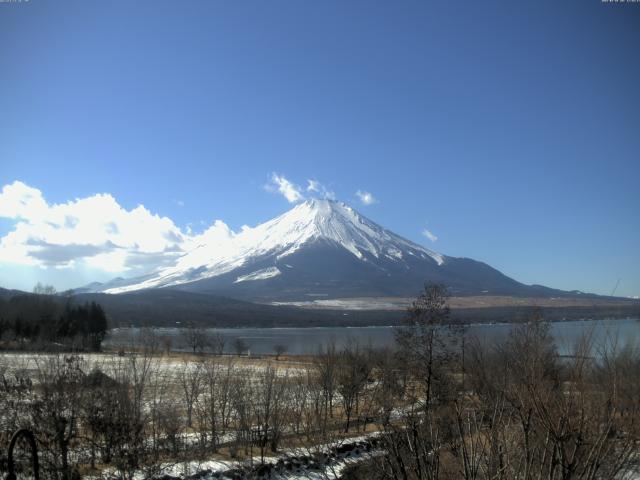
<box><xmin>0</xmin><ymin>287</ymin><xmax>24</xmax><ymax>301</ymax></box>
<box><xmin>73</xmin><ymin>289</ymin><xmax>402</xmax><ymax>327</ymax></box>
<box><xmin>1</xmin><ymin>287</ymin><xmax>638</xmax><ymax>328</ymax></box>
<box><xmin>68</xmin><ymin>290</ymin><xmax>640</xmax><ymax>328</ymax></box>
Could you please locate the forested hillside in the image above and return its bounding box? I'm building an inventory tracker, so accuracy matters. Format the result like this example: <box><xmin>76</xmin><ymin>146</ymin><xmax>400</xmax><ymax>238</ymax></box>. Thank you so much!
<box><xmin>0</xmin><ymin>289</ymin><xmax>108</xmax><ymax>350</ymax></box>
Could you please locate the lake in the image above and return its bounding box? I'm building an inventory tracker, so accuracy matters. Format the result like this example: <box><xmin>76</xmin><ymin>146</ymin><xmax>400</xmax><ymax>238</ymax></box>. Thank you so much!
<box><xmin>104</xmin><ymin>317</ymin><xmax>640</xmax><ymax>356</ymax></box>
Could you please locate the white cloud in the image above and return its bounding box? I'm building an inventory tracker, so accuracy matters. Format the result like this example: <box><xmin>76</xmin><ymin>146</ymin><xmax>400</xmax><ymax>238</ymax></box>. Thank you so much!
<box><xmin>0</xmin><ymin>180</ymin><xmax>188</xmax><ymax>274</ymax></box>
<box><xmin>306</xmin><ymin>179</ymin><xmax>321</xmax><ymax>193</ymax></box>
<box><xmin>356</xmin><ymin>190</ymin><xmax>377</xmax><ymax>206</ymax></box>
<box><xmin>265</xmin><ymin>173</ymin><xmax>305</xmax><ymax>203</ymax></box>
<box><xmin>422</xmin><ymin>228</ymin><xmax>438</xmax><ymax>243</ymax></box>
<box><xmin>306</xmin><ymin>179</ymin><xmax>335</xmax><ymax>200</ymax></box>
<box><xmin>265</xmin><ymin>174</ymin><xmax>337</xmax><ymax>203</ymax></box>
<box><xmin>0</xmin><ymin>176</ymin><xmax>349</xmax><ymax>287</ymax></box>
<box><xmin>0</xmin><ymin>181</ymin><xmax>49</xmax><ymax>222</ymax></box>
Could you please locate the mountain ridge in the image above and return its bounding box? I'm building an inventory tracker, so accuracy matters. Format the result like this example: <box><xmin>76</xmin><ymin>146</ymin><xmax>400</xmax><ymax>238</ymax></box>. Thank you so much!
<box><xmin>78</xmin><ymin>199</ymin><xmax>588</xmax><ymax>301</ymax></box>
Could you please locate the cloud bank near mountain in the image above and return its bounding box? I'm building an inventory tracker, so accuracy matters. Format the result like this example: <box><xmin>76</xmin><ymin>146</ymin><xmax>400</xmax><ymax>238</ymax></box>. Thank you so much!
<box><xmin>0</xmin><ymin>179</ymin><xmax>427</xmax><ymax>284</ymax></box>
<box><xmin>0</xmin><ymin>180</ymin><xmax>197</xmax><ymax>273</ymax></box>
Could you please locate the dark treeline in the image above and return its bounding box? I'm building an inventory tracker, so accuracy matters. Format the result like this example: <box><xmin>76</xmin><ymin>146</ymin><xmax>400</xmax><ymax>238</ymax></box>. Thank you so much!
<box><xmin>0</xmin><ymin>286</ymin><xmax>108</xmax><ymax>351</ymax></box>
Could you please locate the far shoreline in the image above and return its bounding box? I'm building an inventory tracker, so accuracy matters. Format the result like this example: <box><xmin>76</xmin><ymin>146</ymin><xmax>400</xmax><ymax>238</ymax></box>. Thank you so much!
<box><xmin>109</xmin><ymin>313</ymin><xmax>640</xmax><ymax>331</ymax></box>
<box><xmin>107</xmin><ymin>302</ymin><xmax>640</xmax><ymax>330</ymax></box>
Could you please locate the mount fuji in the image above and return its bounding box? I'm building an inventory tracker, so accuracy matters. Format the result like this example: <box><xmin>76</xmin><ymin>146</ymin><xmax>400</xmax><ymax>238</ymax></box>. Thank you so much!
<box><xmin>83</xmin><ymin>199</ymin><xmax>566</xmax><ymax>301</ymax></box>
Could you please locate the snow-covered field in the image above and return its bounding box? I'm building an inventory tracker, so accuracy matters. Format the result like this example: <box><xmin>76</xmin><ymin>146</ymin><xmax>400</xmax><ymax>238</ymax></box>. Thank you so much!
<box><xmin>0</xmin><ymin>351</ymin><xmax>301</xmax><ymax>380</ymax></box>
<box><xmin>270</xmin><ymin>297</ymin><xmax>412</xmax><ymax>311</ymax></box>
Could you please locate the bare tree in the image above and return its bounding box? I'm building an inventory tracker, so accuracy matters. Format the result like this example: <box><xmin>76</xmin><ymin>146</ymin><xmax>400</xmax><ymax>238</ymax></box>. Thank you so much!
<box><xmin>336</xmin><ymin>342</ymin><xmax>371</xmax><ymax>432</ymax></box>
<box><xmin>314</xmin><ymin>340</ymin><xmax>338</xmax><ymax>436</ymax></box>
<box><xmin>180</xmin><ymin>359</ymin><xmax>203</xmax><ymax>428</ymax></box>
<box><xmin>161</xmin><ymin>334</ymin><xmax>173</xmax><ymax>355</ymax></box>
<box><xmin>229</xmin><ymin>370</ymin><xmax>253</xmax><ymax>458</ymax></box>
<box><xmin>233</xmin><ymin>338</ymin><xmax>249</xmax><ymax>356</ymax></box>
<box><xmin>33</xmin><ymin>282</ymin><xmax>57</xmax><ymax>295</ymax></box>
<box><xmin>147</xmin><ymin>368</ymin><xmax>173</xmax><ymax>461</ymax></box>
<box><xmin>299</xmin><ymin>366</ymin><xmax>326</xmax><ymax>441</ymax></box>
<box><xmin>371</xmin><ymin>284</ymin><xmax>463</xmax><ymax>480</ymax></box>
<box><xmin>371</xmin><ymin>347</ymin><xmax>404</xmax><ymax>426</ymax></box>
<box><xmin>210</xmin><ymin>332</ymin><xmax>225</xmax><ymax>355</ymax></box>
<box><xmin>32</xmin><ymin>355</ymin><xmax>85</xmax><ymax>480</ymax></box>
<box><xmin>395</xmin><ymin>283</ymin><xmax>458</xmax><ymax>413</ymax></box>
<box><xmin>181</xmin><ymin>322</ymin><xmax>208</xmax><ymax>354</ymax></box>
<box><xmin>198</xmin><ymin>357</ymin><xmax>226</xmax><ymax>451</ymax></box>
<box><xmin>253</xmin><ymin>365</ymin><xmax>290</xmax><ymax>461</ymax></box>
<box><xmin>138</xmin><ymin>326</ymin><xmax>161</xmax><ymax>353</ymax></box>
<box><xmin>113</xmin><ymin>350</ymin><xmax>156</xmax><ymax>479</ymax></box>
<box><xmin>273</xmin><ymin>343</ymin><xmax>288</xmax><ymax>360</ymax></box>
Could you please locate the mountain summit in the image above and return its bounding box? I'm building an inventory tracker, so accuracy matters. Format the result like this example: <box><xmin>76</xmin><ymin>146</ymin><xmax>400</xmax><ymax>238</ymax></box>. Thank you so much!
<box><xmin>87</xmin><ymin>199</ymin><xmax>557</xmax><ymax>300</ymax></box>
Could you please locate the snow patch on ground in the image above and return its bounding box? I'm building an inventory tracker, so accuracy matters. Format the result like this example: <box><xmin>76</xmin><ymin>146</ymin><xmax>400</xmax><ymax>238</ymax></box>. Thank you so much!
<box><xmin>271</xmin><ymin>297</ymin><xmax>412</xmax><ymax>311</ymax></box>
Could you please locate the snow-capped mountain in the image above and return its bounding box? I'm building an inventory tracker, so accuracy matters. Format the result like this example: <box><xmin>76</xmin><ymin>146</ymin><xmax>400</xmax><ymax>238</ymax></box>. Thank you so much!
<box><xmin>85</xmin><ymin>199</ymin><xmax>551</xmax><ymax>301</ymax></box>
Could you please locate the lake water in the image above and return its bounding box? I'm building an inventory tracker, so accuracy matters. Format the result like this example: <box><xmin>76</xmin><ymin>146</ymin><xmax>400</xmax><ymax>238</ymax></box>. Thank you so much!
<box><xmin>104</xmin><ymin>317</ymin><xmax>640</xmax><ymax>356</ymax></box>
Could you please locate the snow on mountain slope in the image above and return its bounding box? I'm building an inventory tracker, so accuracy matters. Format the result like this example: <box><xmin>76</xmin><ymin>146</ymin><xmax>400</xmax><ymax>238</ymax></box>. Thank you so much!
<box><xmin>234</xmin><ymin>267</ymin><xmax>281</xmax><ymax>283</ymax></box>
<box><xmin>102</xmin><ymin>199</ymin><xmax>444</xmax><ymax>294</ymax></box>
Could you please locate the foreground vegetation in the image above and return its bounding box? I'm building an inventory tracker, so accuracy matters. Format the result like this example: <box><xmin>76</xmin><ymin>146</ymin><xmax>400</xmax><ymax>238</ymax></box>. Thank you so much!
<box><xmin>0</xmin><ymin>285</ymin><xmax>638</xmax><ymax>480</ymax></box>
<box><xmin>348</xmin><ymin>287</ymin><xmax>640</xmax><ymax>479</ymax></box>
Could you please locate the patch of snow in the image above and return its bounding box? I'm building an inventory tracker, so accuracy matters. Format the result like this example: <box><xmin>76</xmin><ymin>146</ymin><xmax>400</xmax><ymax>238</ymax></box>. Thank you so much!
<box><xmin>271</xmin><ymin>297</ymin><xmax>412</xmax><ymax>311</ymax></box>
<box><xmin>234</xmin><ymin>266</ymin><xmax>281</xmax><ymax>283</ymax></box>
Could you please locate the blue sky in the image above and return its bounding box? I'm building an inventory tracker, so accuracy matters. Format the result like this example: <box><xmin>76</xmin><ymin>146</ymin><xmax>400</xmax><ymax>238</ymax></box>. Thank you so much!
<box><xmin>0</xmin><ymin>0</ymin><xmax>639</xmax><ymax>297</ymax></box>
